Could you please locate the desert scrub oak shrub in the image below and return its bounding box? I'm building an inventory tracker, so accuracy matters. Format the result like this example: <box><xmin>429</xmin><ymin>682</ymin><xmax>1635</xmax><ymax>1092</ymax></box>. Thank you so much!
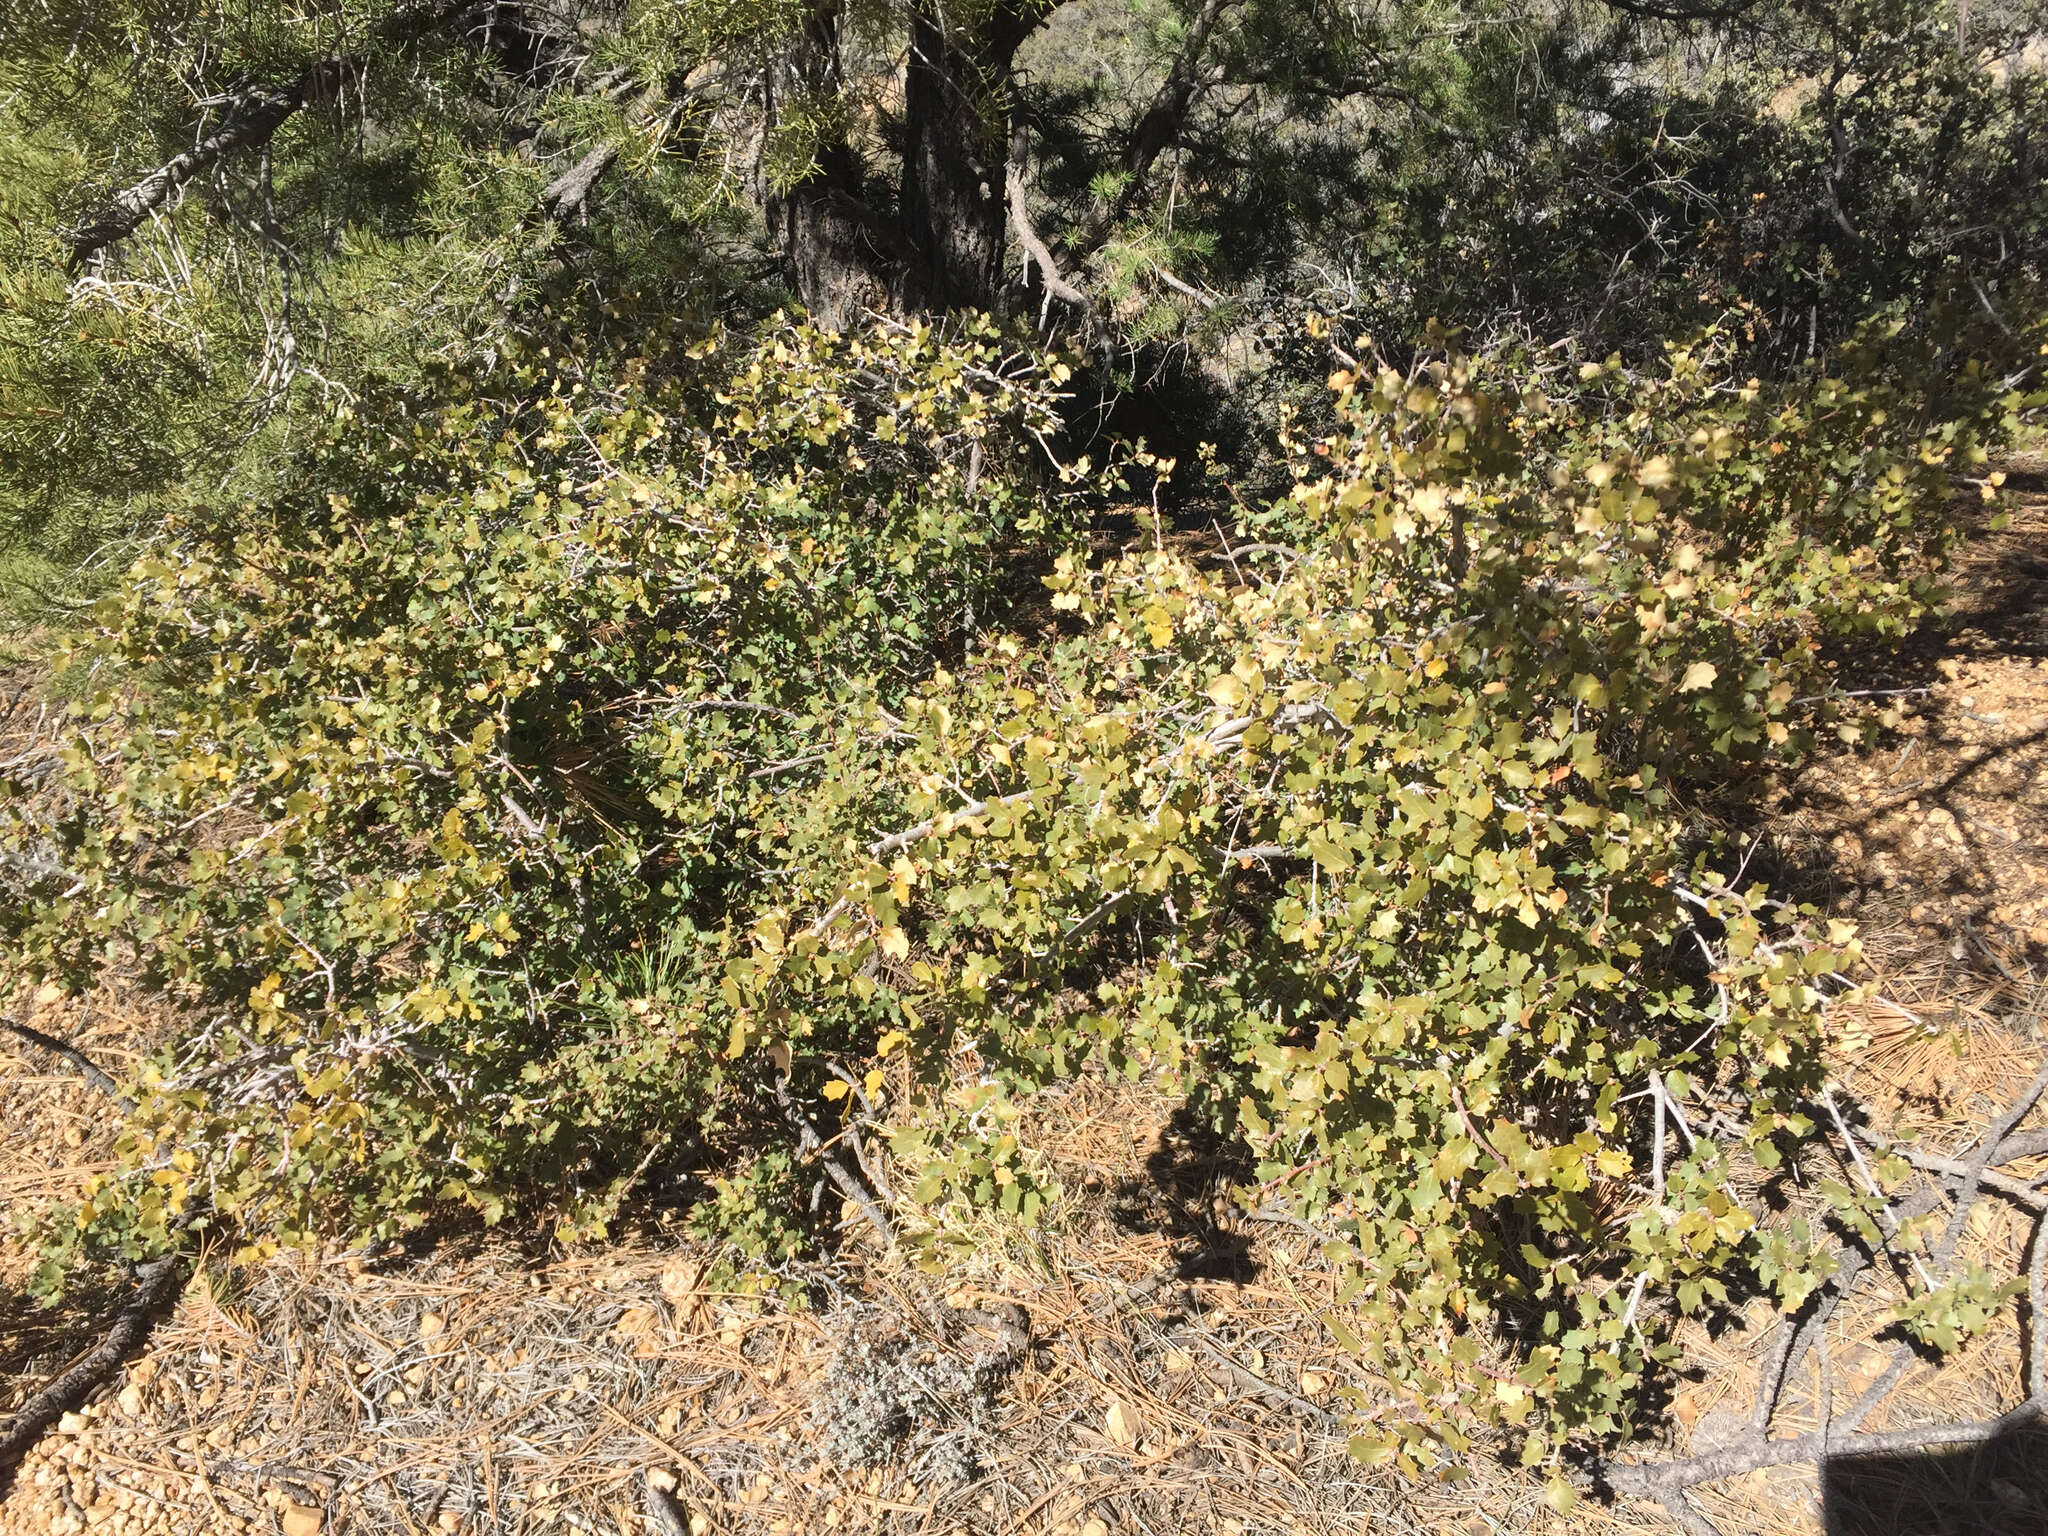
<box><xmin>1</xmin><ymin>310</ymin><xmax>1088</xmax><ymax>1264</ymax></box>
<box><xmin>3</xmin><ymin>305</ymin><xmax>2040</xmax><ymax>1472</ymax></box>
<box><xmin>726</xmin><ymin>315</ymin><xmax>2038</xmax><ymax>1474</ymax></box>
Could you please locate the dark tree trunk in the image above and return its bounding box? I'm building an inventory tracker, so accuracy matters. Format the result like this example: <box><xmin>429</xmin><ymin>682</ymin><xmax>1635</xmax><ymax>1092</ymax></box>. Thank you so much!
<box><xmin>898</xmin><ymin>4</ymin><xmax>1017</xmax><ymax>311</ymax></box>
<box><xmin>770</xmin><ymin>0</ymin><xmax>1042</xmax><ymax>325</ymax></box>
<box><xmin>766</xmin><ymin>1</ymin><xmax>922</xmax><ymax>326</ymax></box>
<box><xmin>769</xmin><ymin>139</ymin><xmax>905</xmax><ymax>329</ymax></box>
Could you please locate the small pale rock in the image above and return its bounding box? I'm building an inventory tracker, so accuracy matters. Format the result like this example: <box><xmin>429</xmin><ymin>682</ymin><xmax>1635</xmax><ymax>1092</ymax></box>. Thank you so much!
<box><xmin>280</xmin><ymin>1502</ymin><xmax>323</xmax><ymax>1536</ymax></box>
<box><xmin>418</xmin><ymin>1312</ymin><xmax>446</xmax><ymax>1341</ymax></box>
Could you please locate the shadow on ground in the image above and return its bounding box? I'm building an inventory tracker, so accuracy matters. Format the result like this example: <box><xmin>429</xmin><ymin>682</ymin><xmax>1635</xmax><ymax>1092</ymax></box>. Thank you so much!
<box><xmin>1823</xmin><ymin>1418</ymin><xmax>2048</xmax><ymax>1536</ymax></box>
<box><xmin>1108</xmin><ymin>1101</ymin><xmax>1259</xmax><ymax>1284</ymax></box>
<box><xmin>1746</xmin><ymin>463</ymin><xmax>2048</xmax><ymax>979</ymax></box>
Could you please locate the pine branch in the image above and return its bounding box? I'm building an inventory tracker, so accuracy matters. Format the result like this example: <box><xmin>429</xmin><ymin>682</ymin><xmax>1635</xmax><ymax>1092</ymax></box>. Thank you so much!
<box><xmin>1007</xmin><ymin>124</ymin><xmax>1096</xmax><ymax>332</ymax></box>
<box><xmin>1067</xmin><ymin>0</ymin><xmax>1238</xmax><ymax>260</ymax></box>
<box><xmin>2</xmin><ymin>1019</ymin><xmax>124</xmax><ymax>1101</ymax></box>
<box><xmin>1598</xmin><ymin>0</ymin><xmax>1763</xmax><ymax>19</ymax></box>
<box><xmin>1606</xmin><ymin>1399</ymin><xmax>2046</xmax><ymax>1503</ymax></box>
<box><xmin>64</xmin><ymin>1</ymin><xmax>467</xmax><ymax>269</ymax></box>
<box><xmin>1606</xmin><ymin>1039</ymin><xmax>2048</xmax><ymax>1516</ymax></box>
<box><xmin>1123</xmin><ymin>0</ymin><xmax>1238</xmax><ymax>186</ymax></box>
<box><xmin>67</xmin><ymin>84</ymin><xmax>311</xmax><ymax>269</ymax></box>
<box><xmin>540</xmin><ymin>142</ymin><xmax>621</xmax><ymax>220</ymax></box>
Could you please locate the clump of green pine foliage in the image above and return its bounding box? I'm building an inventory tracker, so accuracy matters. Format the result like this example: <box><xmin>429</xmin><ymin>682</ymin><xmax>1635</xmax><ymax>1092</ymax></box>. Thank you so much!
<box><xmin>4</xmin><ymin>0</ymin><xmax>2047</xmax><ymax>1490</ymax></box>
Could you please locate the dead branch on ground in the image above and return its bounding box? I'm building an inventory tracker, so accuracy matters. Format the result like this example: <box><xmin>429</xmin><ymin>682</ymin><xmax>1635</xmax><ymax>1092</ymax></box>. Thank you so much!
<box><xmin>1598</xmin><ymin>1021</ymin><xmax>2048</xmax><ymax>1535</ymax></box>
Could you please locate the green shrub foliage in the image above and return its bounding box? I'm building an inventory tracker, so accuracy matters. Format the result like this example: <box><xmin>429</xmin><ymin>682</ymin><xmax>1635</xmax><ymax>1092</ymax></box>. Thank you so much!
<box><xmin>4</xmin><ymin>305</ymin><xmax>2040</xmax><ymax>1468</ymax></box>
<box><xmin>4</xmin><ymin>311</ymin><xmax>1082</xmax><ymax>1247</ymax></box>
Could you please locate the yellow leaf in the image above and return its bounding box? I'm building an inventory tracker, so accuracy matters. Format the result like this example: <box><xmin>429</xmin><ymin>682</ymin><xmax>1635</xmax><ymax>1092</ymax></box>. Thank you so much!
<box><xmin>1679</xmin><ymin>661</ymin><xmax>1718</xmax><ymax>692</ymax></box>
<box><xmin>1348</xmin><ymin>1433</ymin><xmax>1397</xmax><ymax>1467</ymax></box>
<box><xmin>878</xmin><ymin>925</ymin><xmax>910</xmax><ymax>960</ymax></box>
<box><xmin>659</xmin><ymin>1258</ymin><xmax>705</xmax><ymax>1307</ymax></box>
<box><xmin>1104</xmin><ymin>1398</ymin><xmax>1144</xmax><ymax>1449</ymax></box>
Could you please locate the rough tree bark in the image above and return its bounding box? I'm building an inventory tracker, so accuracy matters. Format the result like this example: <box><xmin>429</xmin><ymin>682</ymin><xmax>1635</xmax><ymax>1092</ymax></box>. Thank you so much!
<box><xmin>898</xmin><ymin>2</ymin><xmax>1031</xmax><ymax>310</ymax></box>
<box><xmin>771</xmin><ymin>137</ymin><xmax>912</xmax><ymax>329</ymax></box>
<box><xmin>770</xmin><ymin>0</ymin><xmax>1045</xmax><ymax>324</ymax></box>
<box><xmin>763</xmin><ymin>2</ymin><xmax>901</xmax><ymax>327</ymax></box>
